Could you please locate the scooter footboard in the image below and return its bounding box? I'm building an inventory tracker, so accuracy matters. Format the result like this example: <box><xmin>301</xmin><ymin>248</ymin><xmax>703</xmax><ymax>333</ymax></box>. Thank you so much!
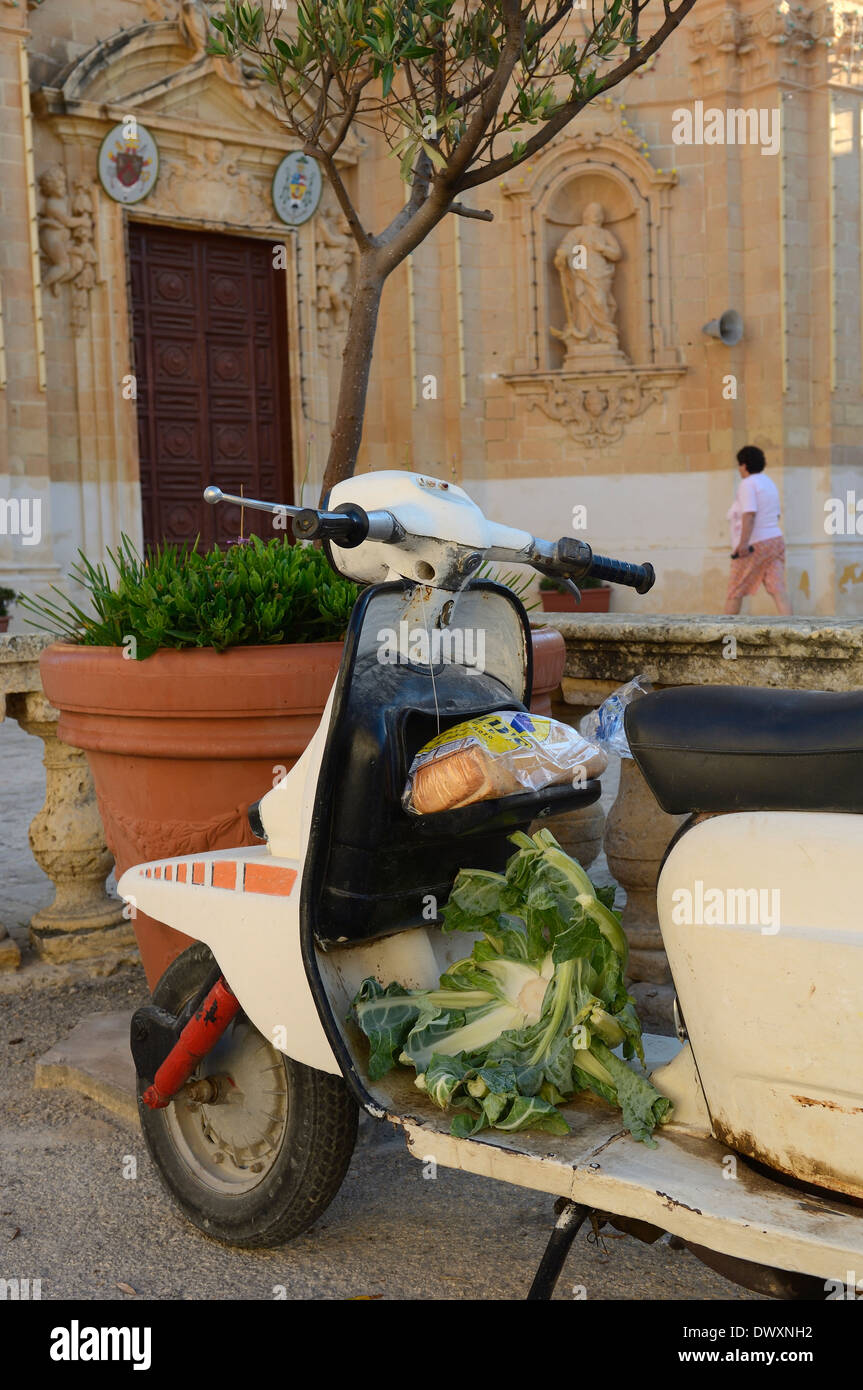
<box><xmin>373</xmin><ymin>1035</ymin><xmax>863</xmax><ymax>1286</ymax></box>
<box><xmin>657</xmin><ymin>810</ymin><xmax>863</xmax><ymax>1200</ymax></box>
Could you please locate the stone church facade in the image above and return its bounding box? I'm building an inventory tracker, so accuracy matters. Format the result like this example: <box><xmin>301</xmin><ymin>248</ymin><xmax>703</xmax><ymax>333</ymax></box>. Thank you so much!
<box><xmin>1</xmin><ymin>0</ymin><xmax>862</xmax><ymax>616</ymax></box>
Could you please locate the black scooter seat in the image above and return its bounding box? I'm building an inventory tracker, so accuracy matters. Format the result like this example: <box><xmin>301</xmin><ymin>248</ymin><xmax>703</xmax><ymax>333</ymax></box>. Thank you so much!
<box><xmin>625</xmin><ymin>685</ymin><xmax>863</xmax><ymax>815</ymax></box>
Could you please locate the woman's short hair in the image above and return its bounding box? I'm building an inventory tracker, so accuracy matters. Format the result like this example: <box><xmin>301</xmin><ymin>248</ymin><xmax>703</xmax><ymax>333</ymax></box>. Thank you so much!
<box><xmin>736</xmin><ymin>445</ymin><xmax>766</xmax><ymax>473</ymax></box>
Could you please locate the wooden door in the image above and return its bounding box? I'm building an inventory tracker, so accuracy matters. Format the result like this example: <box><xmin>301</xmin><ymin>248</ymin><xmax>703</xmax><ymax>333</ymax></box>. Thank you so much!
<box><xmin>129</xmin><ymin>223</ymin><xmax>293</xmax><ymax>549</ymax></box>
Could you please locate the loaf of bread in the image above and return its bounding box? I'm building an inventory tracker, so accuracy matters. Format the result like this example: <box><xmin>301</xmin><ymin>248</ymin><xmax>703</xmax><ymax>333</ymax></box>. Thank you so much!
<box><xmin>404</xmin><ymin>711</ymin><xmax>607</xmax><ymax>815</ymax></box>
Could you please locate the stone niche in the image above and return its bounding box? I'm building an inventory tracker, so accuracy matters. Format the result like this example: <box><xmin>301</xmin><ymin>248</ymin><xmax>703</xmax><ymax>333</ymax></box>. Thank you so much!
<box><xmin>543</xmin><ymin>170</ymin><xmax>640</xmax><ymax>372</ymax></box>
<box><xmin>502</xmin><ymin>107</ymin><xmax>685</xmax><ymax>447</ymax></box>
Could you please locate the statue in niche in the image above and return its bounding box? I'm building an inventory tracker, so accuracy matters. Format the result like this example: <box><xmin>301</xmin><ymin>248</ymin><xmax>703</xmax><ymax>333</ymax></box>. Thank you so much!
<box><xmin>551</xmin><ymin>202</ymin><xmax>628</xmax><ymax>368</ymax></box>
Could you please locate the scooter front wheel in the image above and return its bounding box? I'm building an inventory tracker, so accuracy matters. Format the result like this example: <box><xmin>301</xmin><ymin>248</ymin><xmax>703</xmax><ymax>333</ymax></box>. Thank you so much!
<box><xmin>137</xmin><ymin>942</ymin><xmax>358</xmax><ymax>1248</ymax></box>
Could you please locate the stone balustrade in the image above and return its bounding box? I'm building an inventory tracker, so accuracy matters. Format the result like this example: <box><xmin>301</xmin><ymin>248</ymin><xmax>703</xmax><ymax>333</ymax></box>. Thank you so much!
<box><xmin>0</xmin><ymin>634</ymin><xmax>132</xmax><ymax>970</ymax></box>
<box><xmin>543</xmin><ymin>614</ymin><xmax>863</xmax><ymax>1031</ymax></box>
<box><xmin>4</xmin><ymin>617</ymin><xmax>862</xmax><ymax>1006</ymax></box>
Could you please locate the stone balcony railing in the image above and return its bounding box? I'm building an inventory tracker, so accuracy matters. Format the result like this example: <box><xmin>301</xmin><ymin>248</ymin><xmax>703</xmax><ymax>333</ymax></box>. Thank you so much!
<box><xmin>3</xmin><ymin>619</ymin><xmax>862</xmax><ymax>1011</ymax></box>
<box><xmin>542</xmin><ymin>613</ymin><xmax>863</xmax><ymax>1030</ymax></box>
<box><xmin>0</xmin><ymin>633</ymin><xmax>133</xmax><ymax>971</ymax></box>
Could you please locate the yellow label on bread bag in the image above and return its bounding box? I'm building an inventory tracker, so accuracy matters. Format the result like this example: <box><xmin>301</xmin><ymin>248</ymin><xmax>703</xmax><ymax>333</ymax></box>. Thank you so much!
<box><xmin>417</xmin><ymin>712</ymin><xmax>552</xmax><ymax>759</ymax></box>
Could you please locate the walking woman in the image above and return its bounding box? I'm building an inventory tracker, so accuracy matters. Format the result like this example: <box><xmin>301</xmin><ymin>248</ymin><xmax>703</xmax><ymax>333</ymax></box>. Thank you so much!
<box><xmin>724</xmin><ymin>445</ymin><xmax>791</xmax><ymax>615</ymax></box>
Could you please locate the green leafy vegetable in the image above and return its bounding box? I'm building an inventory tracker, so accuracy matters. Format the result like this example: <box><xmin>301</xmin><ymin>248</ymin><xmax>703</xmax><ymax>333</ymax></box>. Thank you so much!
<box><xmin>350</xmin><ymin>831</ymin><xmax>672</xmax><ymax>1144</ymax></box>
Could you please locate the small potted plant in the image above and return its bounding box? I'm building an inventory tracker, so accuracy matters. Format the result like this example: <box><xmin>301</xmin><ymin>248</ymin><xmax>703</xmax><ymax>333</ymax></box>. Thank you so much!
<box><xmin>539</xmin><ymin>574</ymin><xmax>611</xmax><ymax>613</ymax></box>
<box><xmin>21</xmin><ymin>536</ymin><xmax>357</xmax><ymax>986</ymax></box>
<box><xmin>0</xmin><ymin>586</ymin><xmax>16</xmax><ymax>633</ymax></box>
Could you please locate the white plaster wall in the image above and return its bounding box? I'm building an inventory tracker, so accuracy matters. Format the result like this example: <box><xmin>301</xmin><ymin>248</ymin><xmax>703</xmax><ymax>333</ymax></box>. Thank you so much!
<box><xmin>464</xmin><ymin>467</ymin><xmax>844</xmax><ymax>616</ymax></box>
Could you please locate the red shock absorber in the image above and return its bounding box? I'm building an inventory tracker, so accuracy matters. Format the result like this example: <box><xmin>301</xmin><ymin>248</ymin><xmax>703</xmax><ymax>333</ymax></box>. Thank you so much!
<box><xmin>141</xmin><ymin>977</ymin><xmax>241</xmax><ymax>1110</ymax></box>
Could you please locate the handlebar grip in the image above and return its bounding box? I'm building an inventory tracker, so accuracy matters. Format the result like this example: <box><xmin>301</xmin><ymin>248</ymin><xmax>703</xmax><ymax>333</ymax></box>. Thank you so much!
<box><xmin>292</xmin><ymin>503</ymin><xmax>369</xmax><ymax>548</ymax></box>
<box><xmin>586</xmin><ymin>553</ymin><xmax>655</xmax><ymax>594</ymax></box>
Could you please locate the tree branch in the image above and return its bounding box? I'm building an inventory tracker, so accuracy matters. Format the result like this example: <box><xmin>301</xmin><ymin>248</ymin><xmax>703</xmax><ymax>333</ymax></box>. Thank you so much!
<box><xmin>310</xmin><ymin>146</ymin><xmax>371</xmax><ymax>253</ymax></box>
<box><xmin>438</xmin><ymin>0</ymin><xmax>527</xmax><ymax>189</ymax></box>
<box><xmin>448</xmin><ymin>201</ymin><xmax>494</xmax><ymax>221</ymax></box>
<box><xmin>457</xmin><ymin>0</ymin><xmax>698</xmax><ymax>192</ymax></box>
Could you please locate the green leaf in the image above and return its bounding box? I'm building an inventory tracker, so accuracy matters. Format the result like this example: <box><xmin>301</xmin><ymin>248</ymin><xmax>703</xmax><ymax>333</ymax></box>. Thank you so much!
<box><xmin>350</xmin><ymin>979</ymin><xmax>427</xmax><ymax>1080</ymax></box>
<box><xmin>590</xmin><ymin>1041</ymin><xmax>672</xmax><ymax>1146</ymax></box>
<box><xmin>493</xmin><ymin>1094</ymin><xmax>570</xmax><ymax>1135</ymax></box>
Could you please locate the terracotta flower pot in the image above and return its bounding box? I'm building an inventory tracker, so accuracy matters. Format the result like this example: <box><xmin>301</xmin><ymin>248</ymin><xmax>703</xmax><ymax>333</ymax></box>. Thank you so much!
<box><xmin>528</xmin><ymin>625</ymin><xmax>566</xmax><ymax>716</ymax></box>
<box><xmin>40</xmin><ymin>624</ymin><xmax>563</xmax><ymax>987</ymax></box>
<box><xmin>40</xmin><ymin>642</ymin><xmax>343</xmax><ymax>989</ymax></box>
<box><xmin>540</xmin><ymin>586</ymin><xmax>611</xmax><ymax>613</ymax></box>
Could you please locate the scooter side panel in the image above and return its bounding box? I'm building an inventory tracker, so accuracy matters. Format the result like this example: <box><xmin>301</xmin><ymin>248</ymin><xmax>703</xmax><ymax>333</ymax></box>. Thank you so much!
<box><xmin>657</xmin><ymin>810</ymin><xmax>863</xmax><ymax>1199</ymax></box>
<box><xmin>117</xmin><ymin>848</ymin><xmax>340</xmax><ymax>1075</ymax></box>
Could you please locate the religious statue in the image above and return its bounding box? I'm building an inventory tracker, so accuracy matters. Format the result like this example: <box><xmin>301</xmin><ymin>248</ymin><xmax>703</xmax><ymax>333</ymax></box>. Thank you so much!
<box><xmin>38</xmin><ymin>165</ymin><xmax>99</xmax><ymax>332</ymax></box>
<box><xmin>551</xmin><ymin>202</ymin><xmax>628</xmax><ymax>368</ymax></box>
<box><xmin>38</xmin><ymin>166</ymin><xmax>89</xmax><ymax>294</ymax></box>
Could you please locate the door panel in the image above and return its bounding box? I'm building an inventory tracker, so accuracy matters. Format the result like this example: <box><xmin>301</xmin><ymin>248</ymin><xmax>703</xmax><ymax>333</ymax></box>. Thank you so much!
<box><xmin>129</xmin><ymin>223</ymin><xmax>293</xmax><ymax>549</ymax></box>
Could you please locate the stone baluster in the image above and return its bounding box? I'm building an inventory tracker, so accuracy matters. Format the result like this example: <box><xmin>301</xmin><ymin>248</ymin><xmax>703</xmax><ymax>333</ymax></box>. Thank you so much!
<box><xmin>531</xmin><ymin>648</ymin><xmax>606</xmax><ymax>870</ymax></box>
<box><xmin>0</xmin><ymin>689</ymin><xmax>22</xmax><ymax>969</ymax></box>
<box><xmin>0</xmin><ymin>920</ymin><xmax>21</xmax><ymax>971</ymax></box>
<box><xmin>7</xmin><ymin>691</ymin><xmax>134</xmax><ymax>963</ymax></box>
<box><xmin>603</xmin><ymin>756</ymin><xmax>686</xmax><ymax>1031</ymax></box>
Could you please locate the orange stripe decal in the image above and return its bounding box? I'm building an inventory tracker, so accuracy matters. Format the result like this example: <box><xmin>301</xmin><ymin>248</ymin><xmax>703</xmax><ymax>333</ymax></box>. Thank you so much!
<box><xmin>154</xmin><ymin>866</ymin><xmax>162</xmax><ymax>879</ymax></box>
<box><xmin>164</xmin><ymin>865</ymin><xmax>173</xmax><ymax>881</ymax></box>
<box><xmin>176</xmin><ymin>863</ymin><xmax>187</xmax><ymax>883</ymax></box>
<box><xmin>243</xmin><ymin>862</ymin><xmax>297</xmax><ymax>896</ymax></box>
<box><xmin>212</xmin><ymin>861</ymin><xmax>236</xmax><ymax>890</ymax></box>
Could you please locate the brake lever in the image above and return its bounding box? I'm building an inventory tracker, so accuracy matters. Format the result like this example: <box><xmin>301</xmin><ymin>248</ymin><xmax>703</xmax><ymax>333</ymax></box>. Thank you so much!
<box><xmin>533</xmin><ymin>563</ymin><xmax>581</xmax><ymax>604</ymax></box>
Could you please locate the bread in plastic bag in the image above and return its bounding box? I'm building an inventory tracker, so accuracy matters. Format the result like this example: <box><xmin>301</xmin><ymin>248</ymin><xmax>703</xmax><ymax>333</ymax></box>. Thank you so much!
<box><xmin>403</xmin><ymin>710</ymin><xmax>607</xmax><ymax>816</ymax></box>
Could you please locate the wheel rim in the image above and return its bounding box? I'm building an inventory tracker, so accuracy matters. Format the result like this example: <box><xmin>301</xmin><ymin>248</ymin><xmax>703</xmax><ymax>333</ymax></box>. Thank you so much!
<box><xmin>165</xmin><ymin>1017</ymin><xmax>289</xmax><ymax>1195</ymax></box>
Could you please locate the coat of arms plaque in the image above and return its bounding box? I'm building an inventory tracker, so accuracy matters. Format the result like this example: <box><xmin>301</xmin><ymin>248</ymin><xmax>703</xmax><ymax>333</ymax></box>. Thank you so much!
<box><xmin>98</xmin><ymin>122</ymin><xmax>159</xmax><ymax>205</ymax></box>
<box><xmin>272</xmin><ymin>152</ymin><xmax>322</xmax><ymax>227</ymax></box>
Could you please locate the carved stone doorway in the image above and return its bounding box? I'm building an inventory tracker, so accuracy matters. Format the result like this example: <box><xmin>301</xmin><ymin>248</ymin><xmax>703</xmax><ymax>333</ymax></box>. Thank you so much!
<box><xmin>129</xmin><ymin>222</ymin><xmax>293</xmax><ymax>548</ymax></box>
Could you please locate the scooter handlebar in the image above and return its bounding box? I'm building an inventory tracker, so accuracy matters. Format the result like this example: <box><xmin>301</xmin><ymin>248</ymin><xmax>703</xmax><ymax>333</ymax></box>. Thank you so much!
<box><xmin>553</xmin><ymin>536</ymin><xmax>655</xmax><ymax>594</ymax></box>
<box><xmin>583</xmin><ymin>552</ymin><xmax>655</xmax><ymax>595</ymax></box>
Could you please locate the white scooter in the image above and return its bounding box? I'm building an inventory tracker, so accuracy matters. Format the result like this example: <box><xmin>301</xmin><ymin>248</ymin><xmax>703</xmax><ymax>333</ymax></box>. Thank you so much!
<box><xmin>119</xmin><ymin>471</ymin><xmax>863</xmax><ymax>1300</ymax></box>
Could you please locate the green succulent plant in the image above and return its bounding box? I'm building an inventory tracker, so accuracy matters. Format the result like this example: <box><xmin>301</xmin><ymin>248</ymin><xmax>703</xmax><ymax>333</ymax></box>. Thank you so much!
<box><xmin>19</xmin><ymin>535</ymin><xmax>358</xmax><ymax>660</ymax></box>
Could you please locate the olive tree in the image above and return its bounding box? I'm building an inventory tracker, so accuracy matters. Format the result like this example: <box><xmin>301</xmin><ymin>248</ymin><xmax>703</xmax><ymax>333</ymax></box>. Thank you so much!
<box><xmin>210</xmin><ymin>0</ymin><xmax>698</xmax><ymax>499</ymax></box>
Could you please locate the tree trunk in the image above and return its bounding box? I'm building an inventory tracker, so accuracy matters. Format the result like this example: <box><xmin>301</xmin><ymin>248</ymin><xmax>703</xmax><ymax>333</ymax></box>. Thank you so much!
<box><xmin>319</xmin><ymin>266</ymin><xmax>385</xmax><ymax>502</ymax></box>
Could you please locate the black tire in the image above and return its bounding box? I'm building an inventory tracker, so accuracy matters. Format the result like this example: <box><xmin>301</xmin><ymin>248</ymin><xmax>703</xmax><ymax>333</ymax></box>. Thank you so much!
<box><xmin>137</xmin><ymin>942</ymin><xmax>358</xmax><ymax>1248</ymax></box>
